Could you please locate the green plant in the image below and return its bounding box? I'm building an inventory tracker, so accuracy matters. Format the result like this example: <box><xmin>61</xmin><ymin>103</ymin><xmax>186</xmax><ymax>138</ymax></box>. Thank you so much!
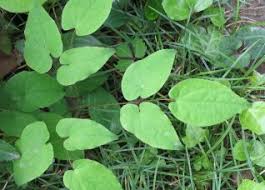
<box><xmin>0</xmin><ymin>0</ymin><xmax>265</xmax><ymax>189</ymax></box>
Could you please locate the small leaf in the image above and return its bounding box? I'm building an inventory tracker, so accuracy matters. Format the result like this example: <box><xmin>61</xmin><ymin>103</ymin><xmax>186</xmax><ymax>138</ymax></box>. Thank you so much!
<box><xmin>120</xmin><ymin>102</ymin><xmax>182</xmax><ymax>150</ymax></box>
<box><xmin>13</xmin><ymin>122</ymin><xmax>54</xmax><ymax>186</ymax></box>
<box><xmin>0</xmin><ymin>0</ymin><xmax>47</xmax><ymax>13</ymax></box>
<box><xmin>169</xmin><ymin>79</ymin><xmax>250</xmax><ymax>127</ymax></box>
<box><xmin>162</xmin><ymin>0</ymin><xmax>191</xmax><ymax>21</ymax></box>
<box><xmin>205</xmin><ymin>7</ymin><xmax>226</xmax><ymax>27</ymax></box>
<box><xmin>233</xmin><ymin>140</ymin><xmax>251</xmax><ymax>161</ymax></box>
<box><xmin>0</xmin><ymin>140</ymin><xmax>20</xmax><ymax>161</ymax></box>
<box><xmin>24</xmin><ymin>6</ymin><xmax>63</xmax><ymax>73</ymax></box>
<box><xmin>85</xmin><ymin>87</ymin><xmax>122</xmax><ymax>134</ymax></box>
<box><xmin>63</xmin><ymin>159</ymin><xmax>122</xmax><ymax>190</ymax></box>
<box><xmin>62</xmin><ymin>0</ymin><xmax>113</xmax><ymax>36</ymax></box>
<box><xmin>3</xmin><ymin>71</ymin><xmax>64</xmax><ymax>112</ymax></box>
<box><xmin>194</xmin><ymin>0</ymin><xmax>212</xmax><ymax>12</ymax></box>
<box><xmin>238</xmin><ymin>179</ymin><xmax>265</xmax><ymax>190</ymax></box>
<box><xmin>249</xmin><ymin>140</ymin><xmax>265</xmax><ymax>167</ymax></box>
<box><xmin>240</xmin><ymin>102</ymin><xmax>265</xmax><ymax>135</ymax></box>
<box><xmin>57</xmin><ymin>47</ymin><xmax>115</xmax><ymax>86</ymax></box>
<box><xmin>0</xmin><ymin>110</ymin><xmax>37</xmax><ymax>137</ymax></box>
<box><xmin>36</xmin><ymin>112</ymin><xmax>84</xmax><ymax>161</ymax></box>
<box><xmin>122</xmin><ymin>49</ymin><xmax>176</xmax><ymax>101</ymax></box>
<box><xmin>144</xmin><ymin>0</ymin><xmax>163</xmax><ymax>21</ymax></box>
<box><xmin>56</xmin><ymin>118</ymin><xmax>118</xmax><ymax>151</ymax></box>
<box><xmin>183</xmin><ymin>125</ymin><xmax>209</xmax><ymax>148</ymax></box>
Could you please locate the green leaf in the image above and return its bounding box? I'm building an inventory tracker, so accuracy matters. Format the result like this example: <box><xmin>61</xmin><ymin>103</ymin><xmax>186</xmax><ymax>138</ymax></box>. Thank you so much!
<box><xmin>57</xmin><ymin>47</ymin><xmax>115</xmax><ymax>86</ymax></box>
<box><xmin>0</xmin><ymin>110</ymin><xmax>37</xmax><ymax>137</ymax></box>
<box><xmin>233</xmin><ymin>140</ymin><xmax>251</xmax><ymax>161</ymax></box>
<box><xmin>63</xmin><ymin>159</ymin><xmax>122</xmax><ymax>190</ymax></box>
<box><xmin>249</xmin><ymin>140</ymin><xmax>265</xmax><ymax>167</ymax></box>
<box><xmin>62</xmin><ymin>0</ymin><xmax>113</xmax><ymax>36</ymax></box>
<box><xmin>183</xmin><ymin>125</ymin><xmax>209</xmax><ymax>148</ymax></box>
<box><xmin>194</xmin><ymin>0</ymin><xmax>212</xmax><ymax>12</ymax></box>
<box><xmin>0</xmin><ymin>140</ymin><xmax>20</xmax><ymax>161</ymax></box>
<box><xmin>24</xmin><ymin>6</ymin><xmax>63</xmax><ymax>73</ymax></box>
<box><xmin>13</xmin><ymin>122</ymin><xmax>53</xmax><ymax>186</ymax></box>
<box><xmin>85</xmin><ymin>87</ymin><xmax>122</xmax><ymax>134</ymax></box>
<box><xmin>238</xmin><ymin>179</ymin><xmax>265</xmax><ymax>190</ymax></box>
<box><xmin>169</xmin><ymin>79</ymin><xmax>250</xmax><ymax>127</ymax></box>
<box><xmin>120</xmin><ymin>102</ymin><xmax>182</xmax><ymax>150</ymax></box>
<box><xmin>122</xmin><ymin>49</ymin><xmax>176</xmax><ymax>101</ymax></box>
<box><xmin>162</xmin><ymin>0</ymin><xmax>191</xmax><ymax>21</ymax></box>
<box><xmin>56</xmin><ymin>118</ymin><xmax>118</xmax><ymax>151</ymax></box>
<box><xmin>240</xmin><ymin>102</ymin><xmax>265</xmax><ymax>135</ymax></box>
<box><xmin>144</xmin><ymin>0</ymin><xmax>163</xmax><ymax>21</ymax></box>
<box><xmin>0</xmin><ymin>0</ymin><xmax>47</xmax><ymax>13</ymax></box>
<box><xmin>205</xmin><ymin>7</ymin><xmax>226</xmax><ymax>27</ymax></box>
<box><xmin>36</xmin><ymin>112</ymin><xmax>84</xmax><ymax>161</ymax></box>
<box><xmin>3</xmin><ymin>71</ymin><xmax>64</xmax><ymax>112</ymax></box>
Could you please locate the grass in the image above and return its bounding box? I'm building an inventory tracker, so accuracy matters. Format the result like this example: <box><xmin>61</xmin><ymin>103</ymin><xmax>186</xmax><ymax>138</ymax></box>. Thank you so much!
<box><xmin>1</xmin><ymin>0</ymin><xmax>265</xmax><ymax>189</ymax></box>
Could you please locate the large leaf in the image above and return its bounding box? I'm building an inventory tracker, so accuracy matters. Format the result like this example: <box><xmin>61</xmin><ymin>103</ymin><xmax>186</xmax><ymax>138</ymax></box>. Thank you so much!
<box><xmin>0</xmin><ymin>140</ymin><xmax>20</xmax><ymax>161</ymax></box>
<box><xmin>24</xmin><ymin>6</ymin><xmax>63</xmax><ymax>73</ymax></box>
<box><xmin>0</xmin><ymin>110</ymin><xmax>37</xmax><ymax>137</ymax></box>
<box><xmin>85</xmin><ymin>87</ymin><xmax>122</xmax><ymax>134</ymax></box>
<box><xmin>36</xmin><ymin>112</ymin><xmax>84</xmax><ymax>161</ymax></box>
<box><xmin>169</xmin><ymin>79</ymin><xmax>250</xmax><ymax>127</ymax></box>
<box><xmin>120</xmin><ymin>102</ymin><xmax>182</xmax><ymax>150</ymax></box>
<box><xmin>62</xmin><ymin>0</ymin><xmax>113</xmax><ymax>36</ymax></box>
<box><xmin>3</xmin><ymin>71</ymin><xmax>64</xmax><ymax>112</ymax></box>
<box><xmin>13</xmin><ymin>122</ymin><xmax>53</xmax><ymax>186</ymax></box>
<box><xmin>240</xmin><ymin>102</ymin><xmax>265</xmax><ymax>135</ymax></box>
<box><xmin>122</xmin><ymin>49</ymin><xmax>176</xmax><ymax>101</ymax></box>
<box><xmin>57</xmin><ymin>47</ymin><xmax>115</xmax><ymax>86</ymax></box>
<box><xmin>56</xmin><ymin>118</ymin><xmax>118</xmax><ymax>151</ymax></box>
<box><xmin>63</xmin><ymin>159</ymin><xmax>122</xmax><ymax>190</ymax></box>
<box><xmin>0</xmin><ymin>0</ymin><xmax>47</xmax><ymax>13</ymax></box>
<box><xmin>238</xmin><ymin>179</ymin><xmax>265</xmax><ymax>190</ymax></box>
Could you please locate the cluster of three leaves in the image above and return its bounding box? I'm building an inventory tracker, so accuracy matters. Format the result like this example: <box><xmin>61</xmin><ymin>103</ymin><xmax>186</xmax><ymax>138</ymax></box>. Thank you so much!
<box><xmin>3</xmin><ymin>0</ymin><xmax>114</xmax><ymax>86</ymax></box>
<box><xmin>13</xmin><ymin>118</ymin><xmax>121</xmax><ymax>189</ymax></box>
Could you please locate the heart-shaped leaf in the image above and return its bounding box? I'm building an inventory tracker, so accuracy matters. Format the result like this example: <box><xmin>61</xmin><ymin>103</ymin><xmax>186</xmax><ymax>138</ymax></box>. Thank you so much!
<box><xmin>13</xmin><ymin>122</ymin><xmax>54</xmax><ymax>186</ymax></box>
<box><xmin>63</xmin><ymin>159</ymin><xmax>122</xmax><ymax>190</ymax></box>
<box><xmin>0</xmin><ymin>140</ymin><xmax>20</xmax><ymax>161</ymax></box>
<box><xmin>24</xmin><ymin>6</ymin><xmax>63</xmax><ymax>73</ymax></box>
<box><xmin>169</xmin><ymin>79</ymin><xmax>250</xmax><ymax>127</ymax></box>
<box><xmin>120</xmin><ymin>102</ymin><xmax>182</xmax><ymax>150</ymax></box>
<box><xmin>36</xmin><ymin>113</ymin><xmax>84</xmax><ymax>161</ymax></box>
<box><xmin>240</xmin><ymin>102</ymin><xmax>265</xmax><ymax>135</ymax></box>
<box><xmin>57</xmin><ymin>47</ymin><xmax>115</xmax><ymax>86</ymax></box>
<box><xmin>0</xmin><ymin>0</ymin><xmax>47</xmax><ymax>13</ymax></box>
<box><xmin>0</xmin><ymin>110</ymin><xmax>37</xmax><ymax>137</ymax></box>
<box><xmin>122</xmin><ymin>49</ymin><xmax>176</xmax><ymax>101</ymax></box>
<box><xmin>56</xmin><ymin>118</ymin><xmax>118</xmax><ymax>151</ymax></box>
<box><xmin>62</xmin><ymin>0</ymin><xmax>113</xmax><ymax>36</ymax></box>
<box><xmin>3</xmin><ymin>71</ymin><xmax>64</xmax><ymax>112</ymax></box>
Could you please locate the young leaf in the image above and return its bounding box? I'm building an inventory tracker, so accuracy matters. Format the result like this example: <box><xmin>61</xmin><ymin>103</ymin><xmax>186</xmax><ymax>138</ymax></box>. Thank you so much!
<box><xmin>63</xmin><ymin>159</ymin><xmax>122</xmax><ymax>190</ymax></box>
<box><xmin>120</xmin><ymin>102</ymin><xmax>182</xmax><ymax>150</ymax></box>
<box><xmin>62</xmin><ymin>0</ymin><xmax>113</xmax><ymax>36</ymax></box>
<box><xmin>144</xmin><ymin>0</ymin><xmax>163</xmax><ymax>21</ymax></box>
<box><xmin>183</xmin><ymin>125</ymin><xmax>209</xmax><ymax>148</ymax></box>
<box><xmin>240</xmin><ymin>102</ymin><xmax>265</xmax><ymax>135</ymax></box>
<box><xmin>0</xmin><ymin>140</ymin><xmax>20</xmax><ymax>161</ymax></box>
<box><xmin>238</xmin><ymin>179</ymin><xmax>265</xmax><ymax>190</ymax></box>
<box><xmin>84</xmin><ymin>87</ymin><xmax>122</xmax><ymax>134</ymax></box>
<box><xmin>205</xmin><ymin>7</ymin><xmax>226</xmax><ymax>27</ymax></box>
<box><xmin>13</xmin><ymin>122</ymin><xmax>54</xmax><ymax>186</ymax></box>
<box><xmin>162</xmin><ymin>0</ymin><xmax>191</xmax><ymax>21</ymax></box>
<box><xmin>56</xmin><ymin>118</ymin><xmax>118</xmax><ymax>151</ymax></box>
<box><xmin>122</xmin><ymin>49</ymin><xmax>176</xmax><ymax>101</ymax></box>
<box><xmin>0</xmin><ymin>110</ymin><xmax>37</xmax><ymax>137</ymax></box>
<box><xmin>169</xmin><ymin>79</ymin><xmax>249</xmax><ymax>127</ymax></box>
<box><xmin>36</xmin><ymin>112</ymin><xmax>84</xmax><ymax>161</ymax></box>
<box><xmin>233</xmin><ymin>140</ymin><xmax>251</xmax><ymax>161</ymax></box>
<box><xmin>194</xmin><ymin>0</ymin><xmax>213</xmax><ymax>12</ymax></box>
<box><xmin>3</xmin><ymin>71</ymin><xmax>64</xmax><ymax>112</ymax></box>
<box><xmin>57</xmin><ymin>47</ymin><xmax>115</xmax><ymax>86</ymax></box>
<box><xmin>24</xmin><ymin>6</ymin><xmax>63</xmax><ymax>73</ymax></box>
<box><xmin>0</xmin><ymin>0</ymin><xmax>47</xmax><ymax>13</ymax></box>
